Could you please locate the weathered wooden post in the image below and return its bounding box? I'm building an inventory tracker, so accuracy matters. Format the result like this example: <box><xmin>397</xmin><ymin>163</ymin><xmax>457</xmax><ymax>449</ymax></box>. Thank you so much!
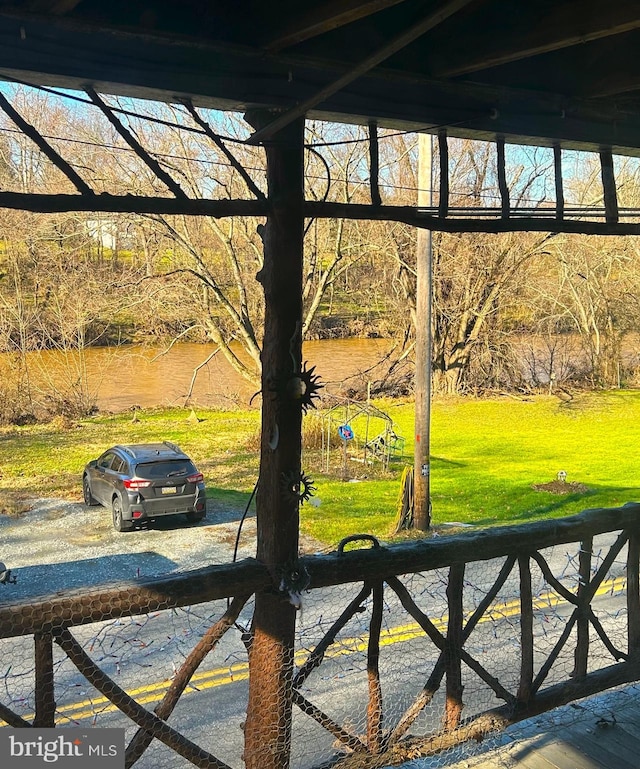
<box><xmin>627</xmin><ymin>530</ymin><xmax>640</xmax><ymax>660</ymax></box>
<box><xmin>573</xmin><ymin>537</ymin><xmax>592</xmax><ymax>678</ymax></box>
<box><xmin>517</xmin><ymin>556</ymin><xmax>534</xmax><ymax>703</ymax></box>
<box><xmin>244</xmin><ymin>112</ymin><xmax>305</xmax><ymax>769</ymax></box>
<box><xmin>33</xmin><ymin>631</ymin><xmax>56</xmax><ymax>727</ymax></box>
<box><xmin>444</xmin><ymin>563</ymin><xmax>464</xmax><ymax>730</ymax></box>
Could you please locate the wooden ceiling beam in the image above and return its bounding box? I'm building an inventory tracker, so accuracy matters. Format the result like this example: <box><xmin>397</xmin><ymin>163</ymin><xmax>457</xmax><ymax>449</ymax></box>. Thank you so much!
<box><xmin>264</xmin><ymin>0</ymin><xmax>408</xmax><ymax>52</ymax></box>
<box><xmin>588</xmin><ymin>72</ymin><xmax>640</xmax><ymax>98</ymax></box>
<box><xmin>248</xmin><ymin>0</ymin><xmax>475</xmax><ymax>144</ymax></box>
<box><xmin>2</xmin><ymin>189</ymin><xmax>640</xmax><ymax>236</ymax></box>
<box><xmin>437</xmin><ymin>0</ymin><xmax>640</xmax><ymax>76</ymax></box>
<box><xmin>24</xmin><ymin>0</ymin><xmax>83</xmax><ymax>14</ymax></box>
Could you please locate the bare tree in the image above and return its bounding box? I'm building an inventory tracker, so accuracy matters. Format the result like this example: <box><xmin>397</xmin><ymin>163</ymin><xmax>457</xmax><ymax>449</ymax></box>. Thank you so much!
<box><xmin>376</xmin><ymin>138</ymin><xmax>557</xmax><ymax>394</ymax></box>
<box><xmin>112</xmin><ymin>112</ymin><xmax>387</xmax><ymax>385</ymax></box>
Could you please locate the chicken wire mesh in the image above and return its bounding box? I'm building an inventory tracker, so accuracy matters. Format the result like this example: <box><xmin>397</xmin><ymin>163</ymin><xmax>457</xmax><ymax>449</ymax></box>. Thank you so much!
<box><xmin>0</xmin><ymin>529</ymin><xmax>634</xmax><ymax>769</ymax></box>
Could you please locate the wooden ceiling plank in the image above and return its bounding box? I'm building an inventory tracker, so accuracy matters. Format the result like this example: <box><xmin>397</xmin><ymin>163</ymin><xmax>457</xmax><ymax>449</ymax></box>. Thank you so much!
<box><xmin>249</xmin><ymin>0</ymin><xmax>475</xmax><ymax>144</ymax></box>
<box><xmin>439</xmin><ymin>1</ymin><xmax>640</xmax><ymax>76</ymax></box>
<box><xmin>25</xmin><ymin>0</ymin><xmax>83</xmax><ymax>15</ymax></box>
<box><xmin>589</xmin><ymin>73</ymin><xmax>640</xmax><ymax>98</ymax></box>
<box><xmin>265</xmin><ymin>0</ymin><xmax>408</xmax><ymax>52</ymax></box>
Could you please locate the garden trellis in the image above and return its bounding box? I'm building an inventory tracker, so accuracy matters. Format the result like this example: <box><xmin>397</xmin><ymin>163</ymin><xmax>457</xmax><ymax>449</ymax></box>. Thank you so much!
<box><xmin>321</xmin><ymin>399</ymin><xmax>404</xmax><ymax>475</ymax></box>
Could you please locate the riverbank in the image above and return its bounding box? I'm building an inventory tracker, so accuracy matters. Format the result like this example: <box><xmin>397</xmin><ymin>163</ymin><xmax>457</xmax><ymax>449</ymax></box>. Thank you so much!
<box><xmin>1</xmin><ymin>392</ymin><xmax>640</xmax><ymax>545</ymax></box>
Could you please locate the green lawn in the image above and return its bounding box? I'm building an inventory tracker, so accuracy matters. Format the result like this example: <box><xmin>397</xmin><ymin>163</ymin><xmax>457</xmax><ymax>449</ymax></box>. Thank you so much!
<box><xmin>302</xmin><ymin>391</ymin><xmax>640</xmax><ymax>543</ymax></box>
<box><xmin>1</xmin><ymin>391</ymin><xmax>640</xmax><ymax>546</ymax></box>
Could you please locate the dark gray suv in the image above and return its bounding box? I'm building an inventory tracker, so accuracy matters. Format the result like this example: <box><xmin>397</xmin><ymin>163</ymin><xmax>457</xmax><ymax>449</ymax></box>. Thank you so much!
<box><xmin>83</xmin><ymin>442</ymin><xmax>207</xmax><ymax>532</ymax></box>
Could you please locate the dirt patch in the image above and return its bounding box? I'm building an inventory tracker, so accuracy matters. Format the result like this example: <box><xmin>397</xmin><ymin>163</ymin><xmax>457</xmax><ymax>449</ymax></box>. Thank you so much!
<box><xmin>0</xmin><ymin>490</ymin><xmax>32</xmax><ymax>518</ymax></box>
<box><xmin>206</xmin><ymin>526</ymin><xmax>243</xmax><ymax>548</ymax></box>
<box><xmin>206</xmin><ymin>518</ymin><xmax>324</xmax><ymax>555</ymax></box>
<box><xmin>45</xmin><ymin>506</ymin><xmax>68</xmax><ymax>521</ymax></box>
<box><xmin>389</xmin><ymin>522</ymin><xmax>476</xmax><ymax>544</ymax></box>
<box><xmin>532</xmin><ymin>479</ymin><xmax>589</xmax><ymax>495</ymax></box>
<box><xmin>66</xmin><ymin>530</ymin><xmax>106</xmax><ymax>546</ymax></box>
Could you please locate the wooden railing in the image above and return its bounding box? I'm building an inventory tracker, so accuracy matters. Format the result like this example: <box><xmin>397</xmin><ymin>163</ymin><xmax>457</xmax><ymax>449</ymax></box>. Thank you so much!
<box><xmin>1</xmin><ymin>502</ymin><xmax>640</xmax><ymax>769</ymax></box>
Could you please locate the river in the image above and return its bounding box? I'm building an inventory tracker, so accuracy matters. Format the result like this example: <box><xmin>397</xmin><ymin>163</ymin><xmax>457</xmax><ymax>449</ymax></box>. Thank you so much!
<box><xmin>23</xmin><ymin>334</ymin><xmax>640</xmax><ymax>413</ymax></box>
<box><xmin>26</xmin><ymin>339</ymin><xmax>393</xmax><ymax>412</ymax></box>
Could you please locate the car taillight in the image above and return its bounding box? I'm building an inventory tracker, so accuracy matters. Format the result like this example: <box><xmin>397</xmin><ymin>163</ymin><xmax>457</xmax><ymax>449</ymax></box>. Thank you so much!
<box><xmin>123</xmin><ymin>479</ymin><xmax>152</xmax><ymax>489</ymax></box>
<box><xmin>187</xmin><ymin>473</ymin><xmax>204</xmax><ymax>484</ymax></box>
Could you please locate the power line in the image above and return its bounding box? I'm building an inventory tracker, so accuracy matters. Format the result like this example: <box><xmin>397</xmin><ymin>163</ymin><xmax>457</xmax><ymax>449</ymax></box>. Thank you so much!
<box><xmin>0</xmin><ymin>114</ymin><xmax>584</xmax><ymax>208</ymax></box>
<box><xmin>6</xmin><ymin>77</ymin><xmax>474</xmax><ymax>150</ymax></box>
<box><xmin>305</xmin><ymin>118</ymin><xmax>474</xmax><ymax>148</ymax></box>
<box><xmin>2</xmin><ymin>77</ymin><xmax>252</xmax><ymax>145</ymax></box>
<box><xmin>0</xmin><ymin>121</ymin><xmax>564</xmax><ymax>206</ymax></box>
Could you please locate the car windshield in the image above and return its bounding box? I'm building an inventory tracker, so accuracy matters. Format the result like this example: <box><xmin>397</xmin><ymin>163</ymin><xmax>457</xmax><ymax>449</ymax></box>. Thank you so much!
<box><xmin>135</xmin><ymin>460</ymin><xmax>196</xmax><ymax>480</ymax></box>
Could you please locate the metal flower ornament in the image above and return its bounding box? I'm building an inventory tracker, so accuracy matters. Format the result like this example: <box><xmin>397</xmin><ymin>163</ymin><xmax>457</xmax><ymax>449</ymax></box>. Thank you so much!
<box><xmin>284</xmin><ymin>361</ymin><xmax>323</xmax><ymax>413</ymax></box>
<box><xmin>281</xmin><ymin>470</ymin><xmax>316</xmax><ymax>506</ymax></box>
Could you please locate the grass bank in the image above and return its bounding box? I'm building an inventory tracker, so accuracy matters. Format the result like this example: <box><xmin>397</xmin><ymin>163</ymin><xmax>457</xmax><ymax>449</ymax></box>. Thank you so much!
<box><xmin>1</xmin><ymin>392</ymin><xmax>639</xmax><ymax>546</ymax></box>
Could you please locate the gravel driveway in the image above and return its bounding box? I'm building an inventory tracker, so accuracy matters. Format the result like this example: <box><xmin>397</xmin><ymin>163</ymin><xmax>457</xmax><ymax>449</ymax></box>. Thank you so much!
<box><xmin>0</xmin><ymin>497</ymin><xmax>311</xmax><ymax>602</ymax></box>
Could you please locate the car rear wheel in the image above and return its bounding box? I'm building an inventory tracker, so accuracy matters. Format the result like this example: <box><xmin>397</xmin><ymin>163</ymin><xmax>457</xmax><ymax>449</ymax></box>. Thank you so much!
<box><xmin>112</xmin><ymin>497</ymin><xmax>133</xmax><ymax>532</ymax></box>
<box><xmin>186</xmin><ymin>510</ymin><xmax>205</xmax><ymax>523</ymax></box>
<box><xmin>83</xmin><ymin>476</ymin><xmax>99</xmax><ymax>506</ymax></box>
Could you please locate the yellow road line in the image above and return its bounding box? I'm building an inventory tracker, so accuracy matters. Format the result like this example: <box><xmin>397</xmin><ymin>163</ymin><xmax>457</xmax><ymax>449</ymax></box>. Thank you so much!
<box><xmin>5</xmin><ymin>575</ymin><xmax>628</xmax><ymax>724</ymax></box>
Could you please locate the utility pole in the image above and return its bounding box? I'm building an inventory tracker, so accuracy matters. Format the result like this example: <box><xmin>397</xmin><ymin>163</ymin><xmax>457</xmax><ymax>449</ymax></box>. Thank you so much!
<box><xmin>413</xmin><ymin>132</ymin><xmax>433</xmax><ymax>530</ymax></box>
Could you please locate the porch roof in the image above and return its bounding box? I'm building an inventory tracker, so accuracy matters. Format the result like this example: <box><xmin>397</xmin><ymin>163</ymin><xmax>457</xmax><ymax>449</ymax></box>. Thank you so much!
<box><xmin>0</xmin><ymin>1</ymin><xmax>639</xmax><ymax>154</ymax></box>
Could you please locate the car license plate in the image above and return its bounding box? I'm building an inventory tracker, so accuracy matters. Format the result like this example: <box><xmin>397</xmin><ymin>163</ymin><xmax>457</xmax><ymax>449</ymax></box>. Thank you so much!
<box><xmin>161</xmin><ymin>487</ymin><xmax>177</xmax><ymax>495</ymax></box>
